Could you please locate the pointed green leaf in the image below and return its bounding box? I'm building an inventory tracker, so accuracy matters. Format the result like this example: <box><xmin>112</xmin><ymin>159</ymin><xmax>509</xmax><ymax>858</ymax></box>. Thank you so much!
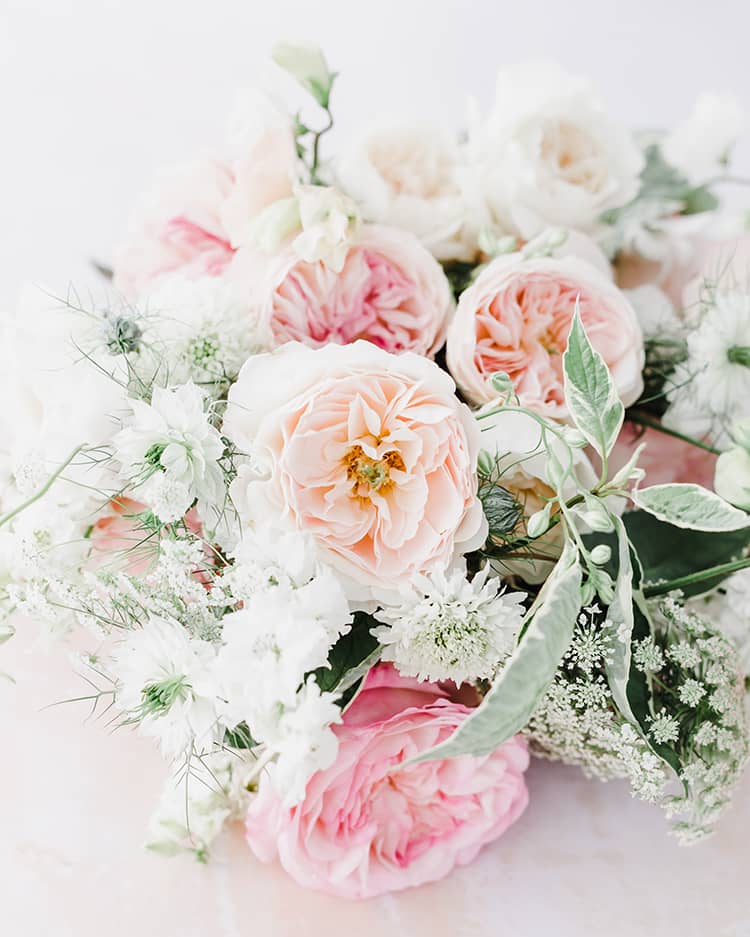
<box><xmin>633</xmin><ymin>483</ymin><xmax>750</xmax><ymax>532</ymax></box>
<box><xmin>563</xmin><ymin>306</ymin><xmax>624</xmax><ymax>458</ymax></box>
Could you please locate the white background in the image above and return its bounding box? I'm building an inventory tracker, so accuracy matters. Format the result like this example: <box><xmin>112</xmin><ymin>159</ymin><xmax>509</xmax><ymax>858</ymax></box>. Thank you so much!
<box><xmin>1</xmin><ymin>1</ymin><xmax>750</xmax><ymax>935</ymax></box>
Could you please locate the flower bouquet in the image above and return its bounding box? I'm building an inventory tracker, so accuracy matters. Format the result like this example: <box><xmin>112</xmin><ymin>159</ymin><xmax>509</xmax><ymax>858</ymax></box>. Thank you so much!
<box><xmin>2</xmin><ymin>42</ymin><xmax>749</xmax><ymax>899</ymax></box>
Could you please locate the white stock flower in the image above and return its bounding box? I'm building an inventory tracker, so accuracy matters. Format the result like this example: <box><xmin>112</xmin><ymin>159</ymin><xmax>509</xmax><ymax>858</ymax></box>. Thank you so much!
<box><xmin>467</xmin><ymin>61</ymin><xmax>644</xmax><ymax>239</ymax></box>
<box><xmin>336</xmin><ymin>124</ymin><xmax>477</xmax><ymax>261</ymax></box>
<box><xmin>662</xmin><ymin>92</ymin><xmax>744</xmax><ymax>184</ymax></box>
<box><xmin>663</xmin><ymin>290</ymin><xmax>750</xmax><ymax>448</ymax></box>
<box><xmin>292</xmin><ymin>185</ymin><xmax>360</xmax><ymax>272</ymax></box>
<box><xmin>260</xmin><ymin>677</ymin><xmax>342</xmax><ymax>806</ymax></box>
<box><xmin>110</xmin><ymin>614</ymin><xmax>222</xmax><ymax>757</ymax></box>
<box><xmin>373</xmin><ymin>566</ymin><xmax>526</xmax><ymax>685</ymax></box>
<box><xmin>114</xmin><ymin>382</ymin><xmax>224</xmax><ymax>522</ymax></box>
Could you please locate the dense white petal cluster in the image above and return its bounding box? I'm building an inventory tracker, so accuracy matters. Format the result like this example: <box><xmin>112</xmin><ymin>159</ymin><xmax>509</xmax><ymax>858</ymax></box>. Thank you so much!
<box><xmin>373</xmin><ymin>566</ymin><xmax>525</xmax><ymax>684</ymax></box>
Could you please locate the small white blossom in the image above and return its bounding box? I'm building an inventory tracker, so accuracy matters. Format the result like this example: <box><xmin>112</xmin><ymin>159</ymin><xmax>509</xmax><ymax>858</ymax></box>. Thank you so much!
<box><xmin>114</xmin><ymin>382</ymin><xmax>224</xmax><ymax>522</ymax></box>
<box><xmin>373</xmin><ymin>566</ymin><xmax>526</xmax><ymax>685</ymax></box>
<box><xmin>664</xmin><ymin>290</ymin><xmax>750</xmax><ymax>449</ymax></box>
<box><xmin>650</xmin><ymin>710</ymin><xmax>681</xmax><ymax>745</ymax></box>
<box><xmin>109</xmin><ymin>614</ymin><xmax>222</xmax><ymax>757</ymax></box>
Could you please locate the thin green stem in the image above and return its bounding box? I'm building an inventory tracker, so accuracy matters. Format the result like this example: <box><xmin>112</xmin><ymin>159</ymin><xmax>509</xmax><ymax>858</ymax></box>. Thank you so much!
<box><xmin>310</xmin><ymin>110</ymin><xmax>334</xmax><ymax>183</ymax></box>
<box><xmin>626</xmin><ymin>411</ymin><xmax>720</xmax><ymax>455</ymax></box>
<box><xmin>643</xmin><ymin>557</ymin><xmax>750</xmax><ymax>598</ymax></box>
<box><xmin>0</xmin><ymin>445</ymin><xmax>86</xmax><ymax>529</ymax></box>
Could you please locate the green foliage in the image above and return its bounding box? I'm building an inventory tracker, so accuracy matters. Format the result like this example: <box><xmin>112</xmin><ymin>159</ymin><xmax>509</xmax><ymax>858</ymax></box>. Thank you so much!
<box><xmin>314</xmin><ymin>612</ymin><xmax>381</xmax><ymax>706</ymax></box>
<box><xmin>563</xmin><ymin>307</ymin><xmax>624</xmax><ymax>460</ymax></box>
<box><xmin>223</xmin><ymin>722</ymin><xmax>256</xmax><ymax>750</ymax></box>
<box><xmin>633</xmin><ymin>483</ymin><xmax>750</xmax><ymax>532</ymax></box>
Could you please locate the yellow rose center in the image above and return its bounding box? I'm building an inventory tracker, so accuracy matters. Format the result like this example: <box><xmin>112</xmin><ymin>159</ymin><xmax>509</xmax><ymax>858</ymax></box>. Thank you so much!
<box><xmin>344</xmin><ymin>446</ymin><xmax>406</xmax><ymax>498</ymax></box>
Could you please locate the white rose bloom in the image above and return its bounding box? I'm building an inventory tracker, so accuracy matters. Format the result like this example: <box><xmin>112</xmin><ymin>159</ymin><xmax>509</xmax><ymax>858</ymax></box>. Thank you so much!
<box><xmin>336</xmin><ymin>123</ymin><xmax>478</xmax><ymax>261</ymax></box>
<box><xmin>661</xmin><ymin>92</ymin><xmax>744</xmax><ymax>185</ymax></box>
<box><xmin>467</xmin><ymin>61</ymin><xmax>644</xmax><ymax>240</ymax></box>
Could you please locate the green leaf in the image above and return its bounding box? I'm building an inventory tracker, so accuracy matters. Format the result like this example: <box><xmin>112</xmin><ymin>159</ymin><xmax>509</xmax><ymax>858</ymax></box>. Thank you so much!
<box><xmin>415</xmin><ymin>543</ymin><xmax>582</xmax><ymax>761</ymax></box>
<box><xmin>602</xmin><ymin>515</ymin><xmax>638</xmax><ymax>724</ymax></box>
<box><xmin>314</xmin><ymin>612</ymin><xmax>381</xmax><ymax>704</ymax></box>
<box><xmin>563</xmin><ymin>306</ymin><xmax>624</xmax><ymax>458</ymax></box>
<box><xmin>633</xmin><ymin>483</ymin><xmax>750</xmax><ymax>532</ymax></box>
<box><xmin>586</xmin><ymin>510</ymin><xmax>750</xmax><ymax>599</ymax></box>
<box><xmin>683</xmin><ymin>185</ymin><xmax>719</xmax><ymax>215</ymax></box>
<box><xmin>223</xmin><ymin>722</ymin><xmax>256</xmax><ymax>750</ymax></box>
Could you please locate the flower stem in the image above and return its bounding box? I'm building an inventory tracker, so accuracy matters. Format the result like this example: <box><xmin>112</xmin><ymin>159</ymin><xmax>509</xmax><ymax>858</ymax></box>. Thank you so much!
<box><xmin>626</xmin><ymin>411</ymin><xmax>721</xmax><ymax>455</ymax></box>
<box><xmin>643</xmin><ymin>557</ymin><xmax>750</xmax><ymax>598</ymax></box>
<box><xmin>0</xmin><ymin>445</ymin><xmax>86</xmax><ymax>529</ymax></box>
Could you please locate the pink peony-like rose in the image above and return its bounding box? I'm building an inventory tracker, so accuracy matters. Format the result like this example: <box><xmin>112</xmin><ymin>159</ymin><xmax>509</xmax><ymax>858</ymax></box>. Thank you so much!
<box><xmin>223</xmin><ymin>341</ymin><xmax>486</xmax><ymax>602</ymax></box>
<box><xmin>114</xmin><ymin>91</ymin><xmax>297</xmax><ymax>299</ymax></box>
<box><xmin>245</xmin><ymin>665</ymin><xmax>530</xmax><ymax>898</ymax></box>
<box><xmin>246</xmin><ymin>224</ymin><xmax>453</xmax><ymax>357</ymax></box>
<box><xmin>447</xmin><ymin>248</ymin><xmax>644</xmax><ymax>414</ymax></box>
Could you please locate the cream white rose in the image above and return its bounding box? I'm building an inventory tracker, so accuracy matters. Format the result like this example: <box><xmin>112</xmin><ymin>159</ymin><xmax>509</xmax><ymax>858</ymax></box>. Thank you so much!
<box><xmin>336</xmin><ymin>123</ymin><xmax>478</xmax><ymax>262</ymax></box>
<box><xmin>467</xmin><ymin>61</ymin><xmax>644</xmax><ymax>239</ymax></box>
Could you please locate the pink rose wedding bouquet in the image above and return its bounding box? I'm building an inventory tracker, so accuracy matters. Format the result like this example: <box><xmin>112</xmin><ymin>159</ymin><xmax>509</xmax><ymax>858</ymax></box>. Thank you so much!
<box><xmin>2</xmin><ymin>42</ymin><xmax>750</xmax><ymax>899</ymax></box>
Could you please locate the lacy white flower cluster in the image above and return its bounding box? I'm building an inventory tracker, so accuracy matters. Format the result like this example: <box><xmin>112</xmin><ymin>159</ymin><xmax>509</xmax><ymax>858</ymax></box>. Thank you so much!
<box><xmin>527</xmin><ymin>599</ymin><xmax>749</xmax><ymax>843</ymax></box>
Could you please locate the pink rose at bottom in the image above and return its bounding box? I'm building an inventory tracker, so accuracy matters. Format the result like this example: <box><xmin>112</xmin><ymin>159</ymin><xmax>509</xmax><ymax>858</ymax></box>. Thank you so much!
<box><xmin>245</xmin><ymin>665</ymin><xmax>529</xmax><ymax>899</ymax></box>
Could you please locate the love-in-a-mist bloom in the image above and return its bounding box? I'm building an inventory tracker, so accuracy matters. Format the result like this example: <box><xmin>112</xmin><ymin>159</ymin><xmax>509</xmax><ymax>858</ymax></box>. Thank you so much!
<box><xmin>447</xmin><ymin>245</ymin><xmax>644</xmax><ymax>413</ymax></box>
<box><xmin>223</xmin><ymin>341</ymin><xmax>486</xmax><ymax>603</ymax></box>
<box><xmin>245</xmin><ymin>665</ymin><xmax>530</xmax><ymax>898</ymax></box>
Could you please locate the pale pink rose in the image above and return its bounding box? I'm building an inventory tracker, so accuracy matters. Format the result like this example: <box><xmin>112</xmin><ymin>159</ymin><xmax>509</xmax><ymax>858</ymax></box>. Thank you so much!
<box><xmin>114</xmin><ymin>91</ymin><xmax>297</xmax><ymax>299</ymax></box>
<box><xmin>223</xmin><ymin>341</ymin><xmax>486</xmax><ymax>603</ymax></box>
<box><xmin>447</xmin><ymin>249</ymin><xmax>644</xmax><ymax>414</ymax></box>
<box><xmin>113</xmin><ymin>159</ymin><xmax>237</xmax><ymax>299</ymax></box>
<box><xmin>244</xmin><ymin>224</ymin><xmax>453</xmax><ymax>356</ymax></box>
<box><xmin>245</xmin><ymin>665</ymin><xmax>530</xmax><ymax>898</ymax></box>
<box><xmin>611</xmin><ymin>422</ymin><xmax>717</xmax><ymax>489</ymax></box>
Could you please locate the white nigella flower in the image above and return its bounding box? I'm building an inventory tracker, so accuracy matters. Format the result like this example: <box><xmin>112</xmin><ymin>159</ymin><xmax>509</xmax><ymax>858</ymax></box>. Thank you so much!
<box><xmin>663</xmin><ymin>290</ymin><xmax>750</xmax><ymax>449</ymax></box>
<box><xmin>114</xmin><ymin>381</ymin><xmax>225</xmax><ymax>522</ymax></box>
<box><xmin>373</xmin><ymin>566</ymin><xmax>526</xmax><ymax>685</ymax></box>
<box><xmin>140</xmin><ymin>275</ymin><xmax>266</xmax><ymax>392</ymax></box>
<box><xmin>109</xmin><ymin>614</ymin><xmax>222</xmax><ymax>757</ymax></box>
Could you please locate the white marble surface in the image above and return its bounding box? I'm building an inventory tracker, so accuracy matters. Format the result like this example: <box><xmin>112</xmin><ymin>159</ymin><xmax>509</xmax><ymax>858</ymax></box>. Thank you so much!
<box><xmin>3</xmin><ymin>625</ymin><xmax>750</xmax><ymax>937</ymax></box>
<box><xmin>2</xmin><ymin>1</ymin><xmax>750</xmax><ymax>933</ymax></box>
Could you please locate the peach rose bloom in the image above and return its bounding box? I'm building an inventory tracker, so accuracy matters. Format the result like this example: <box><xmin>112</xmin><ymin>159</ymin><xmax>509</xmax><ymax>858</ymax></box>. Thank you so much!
<box><xmin>223</xmin><ymin>341</ymin><xmax>486</xmax><ymax>603</ymax></box>
<box><xmin>447</xmin><ymin>249</ymin><xmax>644</xmax><ymax>414</ymax></box>
<box><xmin>245</xmin><ymin>665</ymin><xmax>530</xmax><ymax>898</ymax></box>
<box><xmin>251</xmin><ymin>225</ymin><xmax>453</xmax><ymax>357</ymax></box>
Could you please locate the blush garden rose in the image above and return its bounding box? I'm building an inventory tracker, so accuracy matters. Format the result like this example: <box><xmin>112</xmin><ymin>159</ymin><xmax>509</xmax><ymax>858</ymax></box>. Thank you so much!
<box><xmin>223</xmin><ymin>340</ymin><xmax>486</xmax><ymax>603</ymax></box>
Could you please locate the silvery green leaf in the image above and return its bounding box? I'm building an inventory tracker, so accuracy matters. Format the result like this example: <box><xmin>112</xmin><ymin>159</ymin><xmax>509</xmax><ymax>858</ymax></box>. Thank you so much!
<box><xmin>633</xmin><ymin>483</ymin><xmax>750</xmax><ymax>532</ymax></box>
<box><xmin>414</xmin><ymin>542</ymin><xmax>582</xmax><ymax>761</ymax></box>
<box><xmin>563</xmin><ymin>306</ymin><xmax>624</xmax><ymax>458</ymax></box>
<box><xmin>602</xmin><ymin>514</ymin><xmax>638</xmax><ymax>724</ymax></box>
